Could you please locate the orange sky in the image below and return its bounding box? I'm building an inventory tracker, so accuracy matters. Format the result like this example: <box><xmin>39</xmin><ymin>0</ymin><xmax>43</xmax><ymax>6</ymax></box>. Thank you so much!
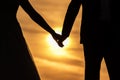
<box><xmin>17</xmin><ymin>0</ymin><xmax>109</xmax><ymax>80</ymax></box>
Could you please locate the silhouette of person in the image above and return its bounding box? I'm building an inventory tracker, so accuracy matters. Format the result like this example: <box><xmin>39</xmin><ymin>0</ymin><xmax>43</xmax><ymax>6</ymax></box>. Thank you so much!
<box><xmin>1</xmin><ymin>0</ymin><xmax>59</xmax><ymax>80</ymax></box>
<box><xmin>57</xmin><ymin>0</ymin><xmax>120</xmax><ymax>80</ymax></box>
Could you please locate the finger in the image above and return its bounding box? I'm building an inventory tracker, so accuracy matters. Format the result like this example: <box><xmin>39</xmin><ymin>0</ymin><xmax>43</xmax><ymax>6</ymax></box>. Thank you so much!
<box><xmin>58</xmin><ymin>41</ymin><xmax>64</xmax><ymax>47</ymax></box>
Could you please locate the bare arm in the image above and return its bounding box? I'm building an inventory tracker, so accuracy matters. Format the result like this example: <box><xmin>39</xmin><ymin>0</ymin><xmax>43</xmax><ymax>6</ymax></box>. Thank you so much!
<box><xmin>18</xmin><ymin>0</ymin><xmax>55</xmax><ymax>35</ymax></box>
<box><xmin>61</xmin><ymin>0</ymin><xmax>81</xmax><ymax>41</ymax></box>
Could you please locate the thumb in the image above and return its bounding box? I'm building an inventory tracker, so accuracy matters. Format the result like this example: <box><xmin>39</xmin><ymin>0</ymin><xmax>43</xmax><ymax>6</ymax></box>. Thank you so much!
<box><xmin>57</xmin><ymin>40</ymin><xmax>64</xmax><ymax>47</ymax></box>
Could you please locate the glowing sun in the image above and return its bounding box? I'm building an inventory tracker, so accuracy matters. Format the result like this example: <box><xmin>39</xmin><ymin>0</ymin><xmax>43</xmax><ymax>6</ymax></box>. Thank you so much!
<box><xmin>46</xmin><ymin>27</ymin><xmax>70</xmax><ymax>48</ymax></box>
<box><xmin>46</xmin><ymin>27</ymin><xmax>71</xmax><ymax>56</ymax></box>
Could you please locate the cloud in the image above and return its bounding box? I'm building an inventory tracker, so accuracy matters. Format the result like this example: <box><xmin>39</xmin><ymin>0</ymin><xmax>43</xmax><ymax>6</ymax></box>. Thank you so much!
<box><xmin>34</xmin><ymin>57</ymin><xmax>84</xmax><ymax>80</ymax></box>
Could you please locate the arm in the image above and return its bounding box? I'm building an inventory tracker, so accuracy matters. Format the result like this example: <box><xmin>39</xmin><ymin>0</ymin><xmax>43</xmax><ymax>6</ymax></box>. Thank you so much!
<box><xmin>61</xmin><ymin>0</ymin><xmax>81</xmax><ymax>41</ymax></box>
<box><xmin>18</xmin><ymin>0</ymin><xmax>55</xmax><ymax>35</ymax></box>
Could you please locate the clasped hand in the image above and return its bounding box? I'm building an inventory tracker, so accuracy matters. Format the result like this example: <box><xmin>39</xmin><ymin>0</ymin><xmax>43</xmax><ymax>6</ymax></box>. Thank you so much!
<box><xmin>51</xmin><ymin>32</ymin><xmax>65</xmax><ymax>47</ymax></box>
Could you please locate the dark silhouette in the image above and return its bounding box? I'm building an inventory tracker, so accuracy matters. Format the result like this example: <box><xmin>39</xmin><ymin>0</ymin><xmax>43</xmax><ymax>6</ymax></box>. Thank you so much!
<box><xmin>57</xmin><ymin>0</ymin><xmax>120</xmax><ymax>80</ymax></box>
<box><xmin>1</xmin><ymin>0</ymin><xmax>59</xmax><ymax>80</ymax></box>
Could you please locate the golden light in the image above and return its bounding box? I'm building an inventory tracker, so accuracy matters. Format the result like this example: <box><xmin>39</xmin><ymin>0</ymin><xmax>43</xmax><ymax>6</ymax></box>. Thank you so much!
<box><xmin>47</xmin><ymin>34</ymin><xmax>69</xmax><ymax>48</ymax></box>
<box><xmin>46</xmin><ymin>27</ymin><xmax>71</xmax><ymax>56</ymax></box>
<box><xmin>47</xmin><ymin>27</ymin><xmax>71</xmax><ymax>48</ymax></box>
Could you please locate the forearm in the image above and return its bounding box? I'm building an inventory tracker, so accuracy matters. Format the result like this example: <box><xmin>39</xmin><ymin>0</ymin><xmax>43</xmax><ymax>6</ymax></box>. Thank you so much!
<box><xmin>62</xmin><ymin>0</ymin><xmax>81</xmax><ymax>39</ymax></box>
<box><xmin>30</xmin><ymin>12</ymin><xmax>55</xmax><ymax>34</ymax></box>
<box><xmin>19</xmin><ymin>0</ymin><xmax>55</xmax><ymax>34</ymax></box>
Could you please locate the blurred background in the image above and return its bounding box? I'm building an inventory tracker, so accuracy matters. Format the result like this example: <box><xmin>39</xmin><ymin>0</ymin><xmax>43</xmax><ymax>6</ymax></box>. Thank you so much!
<box><xmin>17</xmin><ymin>0</ymin><xmax>109</xmax><ymax>80</ymax></box>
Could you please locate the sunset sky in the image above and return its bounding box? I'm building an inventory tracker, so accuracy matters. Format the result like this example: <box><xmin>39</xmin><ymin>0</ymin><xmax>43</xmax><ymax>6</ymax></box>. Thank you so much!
<box><xmin>17</xmin><ymin>0</ymin><xmax>109</xmax><ymax>80</ymax></box>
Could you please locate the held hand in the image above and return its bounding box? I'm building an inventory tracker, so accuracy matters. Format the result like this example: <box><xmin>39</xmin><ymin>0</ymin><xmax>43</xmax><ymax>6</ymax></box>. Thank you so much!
<box><xmin>57</xmin><ymin>39</ymin><xmax>64</xmax><ymax>47</ymax></box>
<box><xmin>51</xmin><ymin>32</ymin><xmax>64</xmax><ymax>47</ymax></box>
